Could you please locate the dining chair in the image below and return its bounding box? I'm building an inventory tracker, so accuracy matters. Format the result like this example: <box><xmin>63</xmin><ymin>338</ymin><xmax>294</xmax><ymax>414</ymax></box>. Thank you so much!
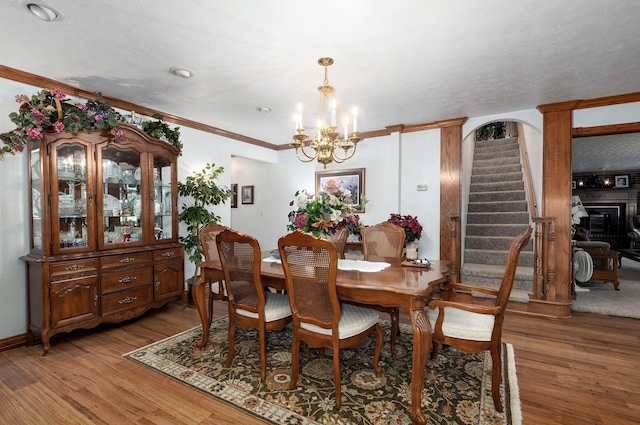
<box><xmin>216</xmin><ymin>228</ymin><xmax>292</xmax><ymax>381</ymax></box>
<box><xmin>359</xmin><ymin>221</ymin><xmax>406</xmax><ymax>358</ymax></box>
<box><xmin>198</xmin><ymin>222</ymin><xmax>229</xmax><ymax>305</ymax></box>
<box><xmin>330</xmin><ymin>226</ymin><xmax>349</xmax><ymax>259</ymax></box>
<box><xmin>426</xmin><ymin>227</ymin><xmax>532</xmax><ymax>413</ymax></box>
<box><xmin>278</xmin><ymin>230</ymin><xmax>383</xmax><ymax>409</ymax></box>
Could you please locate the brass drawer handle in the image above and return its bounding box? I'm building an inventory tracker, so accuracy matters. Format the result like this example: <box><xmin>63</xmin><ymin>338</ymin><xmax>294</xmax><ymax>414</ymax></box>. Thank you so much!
<box><xmin>64</xmin><ymin>264</ymin><xmax>85</xmax><ymax>271</ymax></box>
<box><xmin>120</xmin><ymin>257</ymin><xmax>136</xmax><ymax>263</ymax></box>
<box><xmin>161</xmin><ymin>251</ymin><xmax>174</xmax><ymax>257</ymax></box>
<box><xmin>118</xmin><ymin>276</ymin><xmax>136</xmax><ymax>284</ymax></box>
<box><xmin>118</xmin><ymin>296</ymin><xmax>138</xmax><ymax>304</ymax></box>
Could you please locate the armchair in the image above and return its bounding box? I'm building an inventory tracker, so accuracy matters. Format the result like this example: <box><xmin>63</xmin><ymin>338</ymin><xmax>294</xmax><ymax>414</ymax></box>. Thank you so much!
<box><xmin>427</xmin><ymin>228</ymin><xmax>532</xmax><ymax>413</ymax></box>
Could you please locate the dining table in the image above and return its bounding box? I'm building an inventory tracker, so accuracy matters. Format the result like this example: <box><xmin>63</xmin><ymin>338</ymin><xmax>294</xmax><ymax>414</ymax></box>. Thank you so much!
<box><xmin>193</xmin><ymin>254</ymin><xmax>451</xmax><ymax>425</ymax></box>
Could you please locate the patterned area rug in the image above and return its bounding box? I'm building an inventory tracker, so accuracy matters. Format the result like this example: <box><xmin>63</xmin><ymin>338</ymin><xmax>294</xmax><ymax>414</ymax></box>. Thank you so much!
<box><xmin>124</xmin><ymin>316</ymin><xmax>521</xmax><ymax>425</ymax></box>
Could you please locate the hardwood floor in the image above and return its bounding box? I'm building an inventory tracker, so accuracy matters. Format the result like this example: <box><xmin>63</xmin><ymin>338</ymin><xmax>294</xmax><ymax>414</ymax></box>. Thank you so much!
<box><xmin>1</xmin><ymin>301</ymin><xmax>639</xmax><ymax>424</ymax></box>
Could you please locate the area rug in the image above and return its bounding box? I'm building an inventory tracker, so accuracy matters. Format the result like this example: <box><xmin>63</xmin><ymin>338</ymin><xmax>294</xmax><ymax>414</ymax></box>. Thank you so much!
<box><xmin>124</xmin><ymin>317</ymin><xmax>521</xmax><ymax>425</ymax></box>
<box><xmin>571</xmin><ymin>260</ymin><xmax>640</xmax><ymax>318</ymax></box>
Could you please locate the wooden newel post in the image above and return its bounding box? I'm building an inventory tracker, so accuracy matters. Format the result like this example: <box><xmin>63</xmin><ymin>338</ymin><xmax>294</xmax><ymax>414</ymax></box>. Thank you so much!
<box><xmin>449</xmin><ymin>215</ymin><xmax>460</xmax><ymax>283</ymax></box>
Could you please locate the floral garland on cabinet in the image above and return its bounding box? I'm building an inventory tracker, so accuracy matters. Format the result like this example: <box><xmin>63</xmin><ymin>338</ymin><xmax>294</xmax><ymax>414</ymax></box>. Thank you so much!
<box><xmin>0</xmin><ymin>89</ymin><xmax>182</xmax><ymax>160</ymax></box>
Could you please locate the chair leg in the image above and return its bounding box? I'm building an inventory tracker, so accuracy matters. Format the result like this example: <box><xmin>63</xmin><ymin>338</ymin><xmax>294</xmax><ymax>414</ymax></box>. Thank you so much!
<box><xmin>226</xmin><ymin>322</ymin><xmax>236</xmax><ymax>368</ymax></box>
<box><xmin>490</xmin><ymin>346</ymin><xmax>504</xmax><ymax>413</ymax></box>
<box><xmin>430</xmin><ymin>341</ymin><xmax>439</xmax><ymax>360</ymax></box>
<box><xmin>389</xmin><ymin>308</ymin><xmax>399</xmax><ymax>359</ymax></box>
<box><xmin>373</xmin><ymin>324</ymin><xmax>383</xmax><ymax>377</ymax></box>
<box><xmin>259</xmin><ymin>323</ymin><xmax>267</xmax><ymax>381</ymax></box>
<box><xmin>289</xmin><ymin>334</ymin><xmax>300</xmax><ymax>390</ymax></box>
<box><xmin>332</xmin><ymin>344</ymin><xmax>342</xmax><ymax>409</ymax></box>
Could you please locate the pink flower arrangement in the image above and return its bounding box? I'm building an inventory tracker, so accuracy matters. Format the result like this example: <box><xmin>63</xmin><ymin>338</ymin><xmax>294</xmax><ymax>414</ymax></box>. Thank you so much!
<box><xmin>0</xmin><ymin>89</ymin><xmax>124</xmax><ymax>160</ymax></box>
<box><xmin>387</xmin><ymin>213</ymin><xmax>423</xmax><ymax>242</ymax></box>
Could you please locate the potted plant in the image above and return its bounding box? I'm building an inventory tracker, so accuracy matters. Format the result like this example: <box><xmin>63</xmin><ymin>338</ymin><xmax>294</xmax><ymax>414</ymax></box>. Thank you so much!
<box><xmin>178</xmin><ymin>163</ymin><xmax>234</xmax><ymax>285</ymax></box>
<box><xmin>387</xmin><ymin>213</ymin><xmax>423</xmax><ymax>259</ymax></box>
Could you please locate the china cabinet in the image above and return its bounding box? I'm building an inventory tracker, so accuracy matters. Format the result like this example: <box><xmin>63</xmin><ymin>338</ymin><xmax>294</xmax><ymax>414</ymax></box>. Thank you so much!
<box><xmin>21</xmin><ymin>124</ymin><xmax>184</xmax><ymax>354</ymax></box>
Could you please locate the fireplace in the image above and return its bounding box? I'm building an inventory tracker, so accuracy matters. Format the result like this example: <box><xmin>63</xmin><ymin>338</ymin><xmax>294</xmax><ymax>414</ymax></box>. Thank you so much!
<box><xmin>582</xmin><ymin>204</ymin><xmax>625</xmax><ymax>234</ymax></box>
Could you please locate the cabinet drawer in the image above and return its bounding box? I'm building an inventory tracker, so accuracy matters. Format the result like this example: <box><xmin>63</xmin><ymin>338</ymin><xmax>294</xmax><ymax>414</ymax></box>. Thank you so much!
<box><xmin>101</xmin><ymin>285</ymin><xmax>152</xmax><ymax>315</ymax></box>
<box><xmin>50</xmin><ymin>259</ymin><xmax>99</xmax><ymax>280</ymax></box>
<box><xmin>101</xmin><ymin>267</ymin><xmax>152</xmax><ymax>294</ymax></box>
<box><xmin>101</xmin><ymin>252</ymin><xmax>152</xmax><ymax>270</ymax></box>
<box><xmin>153</xmin><ymin>247</ymin><xmax>183</xmax><ymax>262</ymax></box>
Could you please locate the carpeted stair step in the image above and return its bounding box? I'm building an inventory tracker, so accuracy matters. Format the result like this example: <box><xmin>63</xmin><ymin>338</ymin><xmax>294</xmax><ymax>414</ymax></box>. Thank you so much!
<box><xmin>465</xmin><ymin>235</ymin><xmax>534</xmax><ymax>251</ymax></box>
<box><xmin>460</xmin><ymin>263</ymin><xmax>534</xmax><ymax>302</ymax></box>
<box><xmin>475</xmin><ymin>137</ymin><xmax>519</xmax><ymax>150</ymax></box>
<box><xmin>466</xmin><ymin>223</ymin><xmax>531</xmax><ymax>236</ymax></box>
<box><xmin>469</xmin><ymin>190</ymin><xmax>525</xmax><ymax>202</ymax></box>
<box><xmin>472</xmin><ymin>163</ymin><xmax>522</xmax><ymax>176</ymax></box>
<box><xmin>471</xmin><ymin>172</ymin><xmax>523</xmax><ymax>184</ymax></box>
<box><xmin>474</xmin><ymin>148</ymin><xmax>519</xmax><ymax>161</ymax></box>
<box><xmin>468</xmin><ymin>200</ymin><xmax>528</xmax><ymax>212</ymax></box>
<box><xmin>470</xmin><ymin>181</ymin><xmax>524</xmax><ymax>192</ymax></box>
<box><xmin>473</xmin><ymin>156</ymin><xmax>520</xmax><ymax>168</ymax></box>
<box><xmin>466</xmin><ymin>212</ymin><xmax>530</xmax><ymax>225</ymax></box>
<box><xmin>464</xmin><ymin>248</ymin><xmax>534</xmax><ymax>267</ymax></box>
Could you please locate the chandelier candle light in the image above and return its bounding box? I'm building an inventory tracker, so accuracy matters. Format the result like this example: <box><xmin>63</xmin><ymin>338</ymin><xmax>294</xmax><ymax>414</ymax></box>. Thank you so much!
<box><xmin>291</xmin><ymin>57</ymin><xmax>362</xmax><ymax>168</ymax></box>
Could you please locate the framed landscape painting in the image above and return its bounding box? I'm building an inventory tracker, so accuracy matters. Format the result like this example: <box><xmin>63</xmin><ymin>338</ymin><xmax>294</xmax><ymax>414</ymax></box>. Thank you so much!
<box><xmin>315</xmin><ymin>168</ymin><xmax>365</xmax><ymax>212</ymax></box>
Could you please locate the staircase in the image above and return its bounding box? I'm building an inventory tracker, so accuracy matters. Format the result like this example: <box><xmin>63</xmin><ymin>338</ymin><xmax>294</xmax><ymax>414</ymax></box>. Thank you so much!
<box><xmin>460</xmin><ymin>137</ymin><xmax>534</xmax><ymax>302</ymax></box>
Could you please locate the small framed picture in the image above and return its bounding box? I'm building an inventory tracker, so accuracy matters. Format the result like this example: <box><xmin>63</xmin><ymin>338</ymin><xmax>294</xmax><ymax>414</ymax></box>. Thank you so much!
<box><xmin>230</xmin><ymin>184</ymin><xmax>238</xmax><ymax>208</ymax></box>
<box><xmin>241</xmin><ymin>185</ymin><xmax>254</xmax><ymax>204</ymax></box>
<box><xmin>571</xmin><ymin>180</ymin><xmax>576</xmax><ymax>189</ymax></box>
<box><xmin>615</xmin><ymin>175</ymin><xmax>629</xmax><ymax>188</ymax></box>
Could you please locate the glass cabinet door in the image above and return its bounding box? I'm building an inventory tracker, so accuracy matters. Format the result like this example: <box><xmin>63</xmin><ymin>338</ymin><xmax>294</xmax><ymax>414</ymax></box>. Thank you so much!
<box><xmin>152</xmin><ymin>154</ymin><xmax>175</xmax><ymax>242</ymax></box>
<box><xmin>101</xmin><ymin>145</ymin><xmax>144</xmax><ymax>246</ymax></box>
<box><xmin>30</xmin><ymin>147</ymin><xmax>43</xmax><ymax>251</ymax></box>
<box><xmin>52</xmin><ymin>142</ymin><xmax>90</xmax><ymax>252</ymax></box>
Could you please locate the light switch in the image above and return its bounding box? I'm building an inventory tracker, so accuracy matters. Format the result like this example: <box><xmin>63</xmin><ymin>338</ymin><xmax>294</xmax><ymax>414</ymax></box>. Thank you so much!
<box><xmin>416</xmin><ymin>184</ymin><xmax>428</xmax><ymax>191</ymax></box>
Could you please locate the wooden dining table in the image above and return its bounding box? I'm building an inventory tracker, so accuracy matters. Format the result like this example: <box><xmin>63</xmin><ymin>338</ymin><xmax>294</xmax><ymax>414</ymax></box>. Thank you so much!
<box><xmin>193</xmin><ymin>255</ymin><xmax>451</xmax><ymax>425</ymax></box>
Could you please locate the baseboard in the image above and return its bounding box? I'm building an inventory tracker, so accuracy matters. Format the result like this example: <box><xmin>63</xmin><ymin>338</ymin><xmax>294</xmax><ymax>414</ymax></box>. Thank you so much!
<box><xmin>0</xmin><ymin>333</ymin><xmax>28</xmax><ymax>352</ymax></box>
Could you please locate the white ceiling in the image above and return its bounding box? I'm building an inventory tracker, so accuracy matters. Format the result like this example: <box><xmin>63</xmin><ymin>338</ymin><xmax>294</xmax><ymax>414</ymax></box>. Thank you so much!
<box><xmin>2</xmin><ymin>0</ymin><xmax>640</xmax><ymax>148</ymax></box>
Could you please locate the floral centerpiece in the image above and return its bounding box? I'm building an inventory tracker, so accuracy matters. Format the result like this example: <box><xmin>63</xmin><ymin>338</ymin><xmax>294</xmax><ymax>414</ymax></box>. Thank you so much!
<box><xmin>287</xmin><ymin>180</ymin><xmax>366</xmax><ymax>238</ymax></box>
<box><xmin>387</xmin><ymin>213</ymin><xmax>423</xmax><ymax>242</ymax></box>
<box><xmin>0</xmin><ymin>89</ymin><xmax>125</xmax><ymax>159</ymax></box>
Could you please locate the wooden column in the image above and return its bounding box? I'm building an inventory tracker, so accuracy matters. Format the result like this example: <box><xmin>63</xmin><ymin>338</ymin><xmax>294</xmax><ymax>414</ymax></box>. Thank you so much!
<box><xmin>537</xmin><ymin>101</ymin><xmax>579</xmax><ymax>307</ymax></box>
<box><xmin>439</xmin><ymin>120</ymin><xmax>466</xmax><ymax>281</ymax></box>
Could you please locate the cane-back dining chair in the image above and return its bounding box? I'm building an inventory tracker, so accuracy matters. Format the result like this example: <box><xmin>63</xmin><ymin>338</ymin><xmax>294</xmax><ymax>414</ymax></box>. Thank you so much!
<box><xmin>198</xmin><ymin>222</ymin><xmax>230</xmax><ymax>306</ymax></box>
<box><xmin>216</xmin><ymin>229</ymin><xmax>292</xmax><ymax>381</ymax></box>
<box><xmin>360</xmin><ymin>221</ymin><xmax>406</xmax><ymax>358</ymax></box>
<box><xmin>278</xmin><ymin>230</ymin><xmax>383</xmax><ymax>409</ymax></box>
<box><xmin>331</xmin><ymin>226</ymin><xmax>349</xmax><ymax>259</ymax></box>
<box><xmin>426</xmin><ymin>227</ymin><xmax>532</xmax><ymax>413</ymax></box>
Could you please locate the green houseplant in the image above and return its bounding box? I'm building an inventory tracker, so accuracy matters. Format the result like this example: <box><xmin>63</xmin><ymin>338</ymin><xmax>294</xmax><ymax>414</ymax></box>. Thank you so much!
<box><xmin>178</xmin><ymin>163</ymin><xmax>234</xmax><ymax>281</ymax></box>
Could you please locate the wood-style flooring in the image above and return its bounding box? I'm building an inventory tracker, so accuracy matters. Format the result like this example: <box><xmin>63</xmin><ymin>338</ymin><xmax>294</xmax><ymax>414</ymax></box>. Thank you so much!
<box><xmin>1</xmin><ymin>301</ymin><xmax>639</xmax><ymax>424</ymax></box>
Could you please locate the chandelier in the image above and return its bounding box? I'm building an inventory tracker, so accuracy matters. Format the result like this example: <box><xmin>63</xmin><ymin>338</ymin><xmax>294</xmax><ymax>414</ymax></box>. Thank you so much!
<box><xmin>291</xmin><ymin>57</ymin><xmax>362</xmax><ymax>168</ymax></box>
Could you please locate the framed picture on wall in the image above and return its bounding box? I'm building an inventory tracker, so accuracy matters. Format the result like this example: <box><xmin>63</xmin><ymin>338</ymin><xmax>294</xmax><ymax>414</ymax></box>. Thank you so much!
<box><xmin>571</xmin><ymin>180</ymin><xmax>576</xmax><ymax>189</ymax></box>
<box><xmin>315</xmin><ymin>168</ymin><xmax>366</xmax><ymax>212</ymax></box>
<box><xmin>615</xmin><ymin>175</ymin><xmax>629</xmax><ymax>188</ymax></box>
<box><xmin>230</xmin><ymin>184</ymin><xmax>238</xmax><ymax>208</ymax></box>
<box><xmin>241</xmin><ymin>185</ymin><xmax>254</xmax><ymax>204</ymax></box>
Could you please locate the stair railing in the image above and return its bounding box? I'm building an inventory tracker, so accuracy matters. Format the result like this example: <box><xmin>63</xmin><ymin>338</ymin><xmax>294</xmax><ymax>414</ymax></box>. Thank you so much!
<box><xmin>517</xmin><ymin>123</ymin><xmax>557</xmax><ymax>301</ymax></box>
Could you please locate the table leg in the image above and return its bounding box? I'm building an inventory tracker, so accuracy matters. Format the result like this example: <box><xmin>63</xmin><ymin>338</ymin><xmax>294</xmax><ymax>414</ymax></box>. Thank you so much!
<box><xmin>409</xmin><ymin>300</ymin><xmax>431</xmax><ymax>425</ymax></box>
<box><xmin>192</xmin><ymin>277</ymin><xmax>210</xmax><ymax>349</ymax></box>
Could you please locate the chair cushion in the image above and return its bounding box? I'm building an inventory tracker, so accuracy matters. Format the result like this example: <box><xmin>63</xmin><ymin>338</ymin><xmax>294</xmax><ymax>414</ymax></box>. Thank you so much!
<box><xmin>427</xmin><ymin>306</ymin><xmax>495</xmax><ymax>341</ymax></box>
<box><xmin>236</xmin><ymin>292</ymin><xmax>291</xmax><ymax>321</ymax></box>
<box><xmin>300</xmin><ymin>303</ymin><xmax>379</xmax><ymax>339</ymax></box>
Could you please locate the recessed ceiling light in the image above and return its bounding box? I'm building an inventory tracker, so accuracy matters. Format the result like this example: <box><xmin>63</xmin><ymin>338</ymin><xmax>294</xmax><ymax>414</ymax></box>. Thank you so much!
<box><xmin>256</xmin><ymin>106</ymin><xmax>271</xmax><ymax>113</ymax></box>
<box><xmin>170</xmin><ymin>67</ymin><xmax>193</xmax><ymax>78</ymax></box>
<box><xmin>26</xmin><ymin>3</ymin><xmax>59</xmax><ymax>21</ymax></box>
